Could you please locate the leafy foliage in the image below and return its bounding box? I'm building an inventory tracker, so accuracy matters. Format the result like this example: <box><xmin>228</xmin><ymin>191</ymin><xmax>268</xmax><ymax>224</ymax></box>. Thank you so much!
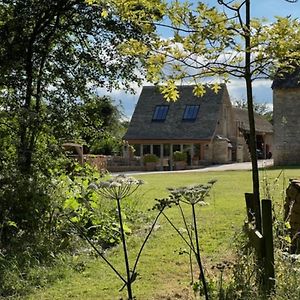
<box><xmin>69</xmin><ymin>175</ymin><xmax>165</xmax><ymax>300</ymax></box>
<box><xmin>63</xmin><ymin>95</ymin><xmax>126</xmax><ymax>155</ymax></box>
<box><xmin>173</xmin><ymin>151</ymin><xmax>187</xmax><ymax>162</ymax></box>
<box><xmin>116</xmin><ymin>1</ymin><xmax>300</xmax><ymax>100</ymax></box>
<box><xmin>0</xmin><ymin>0</ymin><xmax>160</xmax><ymax>172</ymax></box>
<box><xmin>0</xmin><ymin>163</ymin><xmax>149</xmax><ymax>297</ymax></box>
<box><xmin>143</xmin><ymin>153</ymin><xmax>159</xmax><ymax>163</ymax></box>
<box><xmin>234</xmin><ymin>99</ymin><xmax>273</xmax><ymax>123</ymax></box>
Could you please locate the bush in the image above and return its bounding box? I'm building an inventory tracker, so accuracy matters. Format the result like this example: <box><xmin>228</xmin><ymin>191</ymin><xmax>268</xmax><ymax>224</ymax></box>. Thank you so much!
<box><xmin>0</xmin><ymin>162</ymin><xmax>148</xmax><ymax>297</ymax></box>
<box><xmin>143</xmin><ymin>153</ymin><xmax>159</xmax><ymax>163</ymax></box>
<box><xmin>173</xmin><ymin>151</ymin><xmax>187</xmax><ymax>161</ymax></box>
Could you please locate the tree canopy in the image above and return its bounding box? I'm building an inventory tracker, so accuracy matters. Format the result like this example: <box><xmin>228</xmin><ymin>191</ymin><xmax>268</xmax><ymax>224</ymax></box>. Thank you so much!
<box><xmin>0</xmin><ymin>0</ymin><xmax>163</xmax><ymax>172</ymax></box>
<box><xmin>111</xmin><ymin>0</ymin><xmax>300</xmax><ymax>230</ymax></box>
<box><xmin>118</xmin><ymin>1</ymin><xmax>300</xmax><ymax>100</ymax></box>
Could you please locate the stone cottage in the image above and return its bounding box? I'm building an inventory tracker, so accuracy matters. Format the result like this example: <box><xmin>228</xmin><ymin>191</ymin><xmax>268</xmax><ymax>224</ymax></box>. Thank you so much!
<box><xmin>272</xmin><ymin>69</ymin><xmax>300</xmax><ymax>165</ymax></box>
<box><xmin>124</xmin><ymin>84</ymin><xmax>273</xmax><ymax>169</ymax></box>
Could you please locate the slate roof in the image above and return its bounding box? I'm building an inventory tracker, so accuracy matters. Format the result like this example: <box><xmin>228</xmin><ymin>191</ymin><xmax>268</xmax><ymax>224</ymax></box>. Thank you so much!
<box><xmin>124</xmin><ymin>84</ymin><xmax>227</xmax><ymax>141</ymax></box>
<box><xmin>233</xmin><ymin>107</ymin><xmax>273</xmax><ymax>134</ymax></box>
<box><xmin>272</xmin><ymin>68</ymin><xmax>300</xmax><ymax>89</ymax></box>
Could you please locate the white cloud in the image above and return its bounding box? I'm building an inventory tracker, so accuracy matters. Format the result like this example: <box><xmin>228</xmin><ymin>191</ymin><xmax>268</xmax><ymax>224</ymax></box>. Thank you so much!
<box><xmin>228</xmin><ymin>78</ymin><xmax>273</xmax><ymax>104</ymax></box>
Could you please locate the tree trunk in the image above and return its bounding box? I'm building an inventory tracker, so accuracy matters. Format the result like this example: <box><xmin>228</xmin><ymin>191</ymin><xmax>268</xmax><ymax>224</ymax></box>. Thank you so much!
<box><xmin>245</xmin><ymin>0</ymin><xmax>261</xmax><ymax>232</ymax></box>
<box><xmin>18</xmin><ymin>37</ymin><xmax>35</xmax><ymax>173</ymax></box>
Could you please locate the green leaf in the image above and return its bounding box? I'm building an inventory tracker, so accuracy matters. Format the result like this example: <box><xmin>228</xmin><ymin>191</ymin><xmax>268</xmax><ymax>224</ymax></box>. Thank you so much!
<box><xmin>211</xmin><ymin>83</ymin><xmax>221</xmax><ymax>94</ymax></box>
<box><xmin>285</xmin><ymin>222</ymin><xmax>291</xmax><ymax>229</ymax></box>
<box><xmin>101</xmin><ymin>9</ymin><xmax>109</xmax><ymax>18</ymax></box>
<box><xmin>159</xmin><ymin>81</ymin><xmax>179</xmax><ymax>102</ymax></box>
<box><xmin>193</xmin><ymin>84</ymin><xmax>205</xmax><ymax>97</ymax></box>
<box><xmin>284</xmin><ymin>235</ymin><xmax>291</xmax><ymax>244</ymax></box>
<box><xmin>70</xmin><ymin>216</ymin><xmax>79</xmax><ymax>223</ymax></box>
<box><xmin>7</xmin><ymin>221</ymin><xmax>18</xmax><ymax>228</ymax></box>
<box><xmin>64</xmin><ymin>197</ymin><xmax>79</xmax><ymax>210</ymax></box>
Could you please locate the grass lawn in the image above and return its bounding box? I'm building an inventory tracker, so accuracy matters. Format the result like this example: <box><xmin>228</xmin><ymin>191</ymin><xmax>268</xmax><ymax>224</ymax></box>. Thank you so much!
<box><xmin>26</xmin><ymin>167</ymin><xmax>300</xmax><ymax>300</ymax></box>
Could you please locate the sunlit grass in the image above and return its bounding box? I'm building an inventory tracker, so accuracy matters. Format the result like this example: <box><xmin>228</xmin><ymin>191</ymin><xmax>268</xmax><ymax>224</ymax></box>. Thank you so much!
<box><xmin>26</xmin><ymin>167</ymin><xmax>300</xmax><ymax>300</ymax></box>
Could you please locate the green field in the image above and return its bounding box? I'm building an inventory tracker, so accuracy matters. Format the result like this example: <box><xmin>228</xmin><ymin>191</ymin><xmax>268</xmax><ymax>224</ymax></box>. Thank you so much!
<box><xmin>26</xmin><ymin>167</ymin><xmax>299</xmax><ymax>300</ymax></box>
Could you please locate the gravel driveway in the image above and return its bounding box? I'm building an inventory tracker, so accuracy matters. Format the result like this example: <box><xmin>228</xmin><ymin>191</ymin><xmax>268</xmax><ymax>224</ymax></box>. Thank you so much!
<box><xmin>112</xmin><ymin>159</ymin><xmax>274</xmax><ymax>176</ymax></box>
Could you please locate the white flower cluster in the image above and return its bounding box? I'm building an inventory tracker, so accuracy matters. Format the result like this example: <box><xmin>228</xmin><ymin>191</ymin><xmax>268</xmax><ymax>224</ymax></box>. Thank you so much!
<box><xmin>89</xmin><ymin>175</ymin><xmax>144</xmax><ymax>200</ymax></box>
<box><xmin>168</xmin><ymin>181</ymin><xmax>216</xmax><ymax>205</ymax></box>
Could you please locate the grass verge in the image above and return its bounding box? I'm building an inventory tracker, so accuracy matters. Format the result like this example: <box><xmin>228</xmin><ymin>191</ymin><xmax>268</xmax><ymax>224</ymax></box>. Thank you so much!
<box><xmin>23</xmin><ymin>167</ymin><xmax>300</xmax><ymax>300</ymax></box>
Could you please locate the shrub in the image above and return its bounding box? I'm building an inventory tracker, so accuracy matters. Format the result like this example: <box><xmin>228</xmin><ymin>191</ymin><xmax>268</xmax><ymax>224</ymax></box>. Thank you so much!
<box><xmin>173</xmin><ymin>151</ymin><xmax>187</xmax><ymax>161</ymax></box>
<box><xmin>143</xmin><ymin>153</ymin><xmax>159</xmax><ymax>163</ymax></box>
<box><xmin>0</xmin><ymin>161</ymin><xmax>149</xmax><ymax>297</ymax></box>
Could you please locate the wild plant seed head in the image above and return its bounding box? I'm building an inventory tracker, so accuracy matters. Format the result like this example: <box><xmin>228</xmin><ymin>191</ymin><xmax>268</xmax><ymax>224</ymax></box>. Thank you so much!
<box><xmin>166</xmin><ymin>181</ymin><xmax>216</xmax><ymax>205</ymax></box>
<box><xmin>90</xmin><ymin>175</ymin><xmax>144</xmax><ymax>200</ymax></box>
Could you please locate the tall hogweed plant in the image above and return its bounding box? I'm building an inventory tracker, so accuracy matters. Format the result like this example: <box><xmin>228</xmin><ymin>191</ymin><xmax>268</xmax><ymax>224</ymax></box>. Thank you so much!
<box><xmin>153</xmin><ymin>180</ymin><xmax>217</xmax><ymax>300</ymax></box>
<box><xmin>68</xmin><ymin>175</ymin><xmax>169</xmax><ymax>300</ymax></box>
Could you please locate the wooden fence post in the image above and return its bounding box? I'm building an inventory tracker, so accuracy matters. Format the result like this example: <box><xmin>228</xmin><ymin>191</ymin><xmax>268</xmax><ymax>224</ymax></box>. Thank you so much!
<box><xmin>245</xmin><ymin>194</ymin><xmax>275</xmax><ymax>294</ymax></box>
<box><xmin>245</xmin><ymin>193</ymin><xmax>255</xmax><ymax>224</ymax></box>
<box><xmin>245</xmin><ymin>192</ymin><xmax>261</xmax><ymax>231</ymax></box>
<box><xmin>244</xmin><ymin>193</ymin><xmax>264</xmax><ymax>276</ymax></box>
<box><xmin>262</xmin><ymin>199</ymin><xmax>275</xmax><ymax>294</ymax></box>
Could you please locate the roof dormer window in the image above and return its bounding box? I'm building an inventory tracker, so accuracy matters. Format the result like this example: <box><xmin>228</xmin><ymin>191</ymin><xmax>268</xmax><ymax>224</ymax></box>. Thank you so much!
<box><xmin>152</xmin><ymin>105</ymin><xmax>169</xmax><ymax>121</ymax></box>
<box><xmin>183</xmin><ymin>105</ymin><xmax>200</xmax><ymax>121</ymax></box>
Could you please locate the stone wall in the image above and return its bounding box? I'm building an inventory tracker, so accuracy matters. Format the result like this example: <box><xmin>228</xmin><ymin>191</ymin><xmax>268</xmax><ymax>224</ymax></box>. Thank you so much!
<box><xmin>212</xmin><ymin>139</ymin><xmax>231</xmax><ymax>164</ymax></box>
<box><xmin>84</xmin><ymin>155</ymin><xmax>107</xmax><ymax>171</ymax></box>
<box><xmin>273</xmin><ymin>88</ymin><xmax>300</xmax><ymax>165</ymax></box>
<box><xmin>203</xmin><ymin>143</ymin><xmax>213</xmax><ymax>163</ymax></box>
<box><xmin>215</xmin><ymin>88</ymin><xmax>236</xmax><ymax>139</ymax></box>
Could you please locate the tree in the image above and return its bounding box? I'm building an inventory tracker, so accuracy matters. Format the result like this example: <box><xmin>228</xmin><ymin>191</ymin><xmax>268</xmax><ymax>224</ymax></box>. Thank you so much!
<box><xmin>74</xmin><ymin>95</ymin><xmax>126</xmax><ymax>154</ymax></box>
<box><xmin>117</xmin><ymin>0</ymin><xmax>300</xmax><ymax>232</ymax></box>
<box><xmin>234</xmin><ymin>99</ymin><xmax>273</xmax><ymax>123</ymax></box>
<box><xmin>0</xmin><ymin>0</ymin><xmax>164</xmax><ymax>173</ymax></box>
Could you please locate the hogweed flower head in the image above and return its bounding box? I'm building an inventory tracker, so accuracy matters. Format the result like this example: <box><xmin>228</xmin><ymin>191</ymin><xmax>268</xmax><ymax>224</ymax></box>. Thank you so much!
<box><xmin>167</xmin><ymin>180</ymin><xmax>217</xmax><ymax>205</ymax></box>
<box><xmin>90</xmin><ymin>175</ymin><xmax>144</xmax><ymax>200</ymax></box>
<box><xmin>152</xmin><ymin>197</ymin><xmax>179</xmax><ymax>211</ymax></box>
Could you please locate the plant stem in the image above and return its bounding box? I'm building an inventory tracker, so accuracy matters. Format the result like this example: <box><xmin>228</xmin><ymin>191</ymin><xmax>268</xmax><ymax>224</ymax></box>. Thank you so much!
<box><xmin>192</xmin><ymin>204</ymin><xmax>209</xmax><ymax>300</ymax></box>
<box><xmin>162</xmin><ymin>211</ymin><xmax>195</xmax><ymax>255</ymax></box>
<box><xmin>132</xmin><ymin>209</ymin><xmax>164</xmax><ymax>275</ymax></box>
<box><xmin>117</xmin><ymin>197</ymin><xmax>133</xmax><ymax>300</ymax></box>
<box><xmin>178</xmin><ymin>203</ymin><xmax>195</xmax><ymax>250</ymax></box>
<box><xmin>67</xmin><ymin>217</ymin><xmax>126</xmax><ymax>284</ymax></box>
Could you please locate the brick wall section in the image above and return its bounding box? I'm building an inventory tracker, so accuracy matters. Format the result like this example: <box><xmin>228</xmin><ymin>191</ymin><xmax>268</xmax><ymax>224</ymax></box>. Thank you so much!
<box><xmin>273</xmin><ymin>88</ymin><xmax>300</xmax><ymax>165</ymax></box>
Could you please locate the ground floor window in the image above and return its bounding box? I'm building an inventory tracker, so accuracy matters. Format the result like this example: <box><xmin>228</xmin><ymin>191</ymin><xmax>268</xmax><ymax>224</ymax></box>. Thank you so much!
<box><xmin>153</xmin><ymin>145</ymin><xmax>161</xmax><ymax>157</ymax></box>
<box><xmin>194</xmin><ymin>144</ymin><xmax>201</xmax><ymax>160</ymax></box>
<box><xmin>143</xmin><ymin>145</ymin><xmax>151</xmax><ymax>155</ymax></box>
<box><xmin>163</xmin><ymin>144</ymin><xmax>170</xmax><ymax>156</ymax></box>
<box><xmin>133</xmin><ymin>144</ymin><xmax>140</xmax><ymax>156</ymax></box>
<box><xmin>173</xmin><ymin>144</ymin><xmax>180</xmax><ymax>152</ymax></box>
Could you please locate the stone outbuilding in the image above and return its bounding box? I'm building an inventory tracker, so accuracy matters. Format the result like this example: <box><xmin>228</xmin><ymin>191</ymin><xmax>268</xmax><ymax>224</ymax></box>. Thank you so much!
<box><xmin>124</xmin><ymin>84</ymin><xmax>273</xmax><ymax>169</ymax></box>
<box><xmin>233</xmin><ymin>107</ymin><xmax>273</xmax><ymax>162</ymax></box>
<box><xmin>272</xmin><ymin>69</ymin><xmax>300</xmax><ymax>165</ymax></box>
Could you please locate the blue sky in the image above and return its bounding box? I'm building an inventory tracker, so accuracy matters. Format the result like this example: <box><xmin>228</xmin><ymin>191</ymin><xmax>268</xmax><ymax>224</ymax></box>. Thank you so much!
<box><xmin>102</xmin><ymin>0</ymin><xmax>300</xmax><ymax>119</ymax></box>
<box><xmin>205</xmin><ymin>0</ymin><xmax>300</xmax><ymax>19</ymax></box>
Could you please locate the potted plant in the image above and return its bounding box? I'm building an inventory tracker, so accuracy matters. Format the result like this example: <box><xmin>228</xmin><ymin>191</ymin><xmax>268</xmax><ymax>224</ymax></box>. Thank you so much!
<box><xmin>192</xmin><ymin>155</ymin><xmax>199</xmax><ymax>166</ymax></box>
<box><xmin>173</xmin><ymin>151</ymin><xmax>187</xmax><ymax>170</ymax></box>
<box><xmin>143</xmin><ymin>154</ymin><xmax>159</xmax><ymax>171</ymax></box>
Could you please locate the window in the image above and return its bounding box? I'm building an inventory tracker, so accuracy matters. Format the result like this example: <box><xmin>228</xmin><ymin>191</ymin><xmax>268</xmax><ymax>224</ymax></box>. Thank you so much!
<box><xmin>152</xmin><ymin>105</ymin><xmax>169</xmax><ymax>121</ymax></box>
<box><xmin>153</xmin><ymin>145</ymin><xmax>160</xmax><ymax>157</ymax></box>
<box><xmin>183</xmin><ymin>105</ymin><xmax>200</xmax><ymax>121</ymax></box>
